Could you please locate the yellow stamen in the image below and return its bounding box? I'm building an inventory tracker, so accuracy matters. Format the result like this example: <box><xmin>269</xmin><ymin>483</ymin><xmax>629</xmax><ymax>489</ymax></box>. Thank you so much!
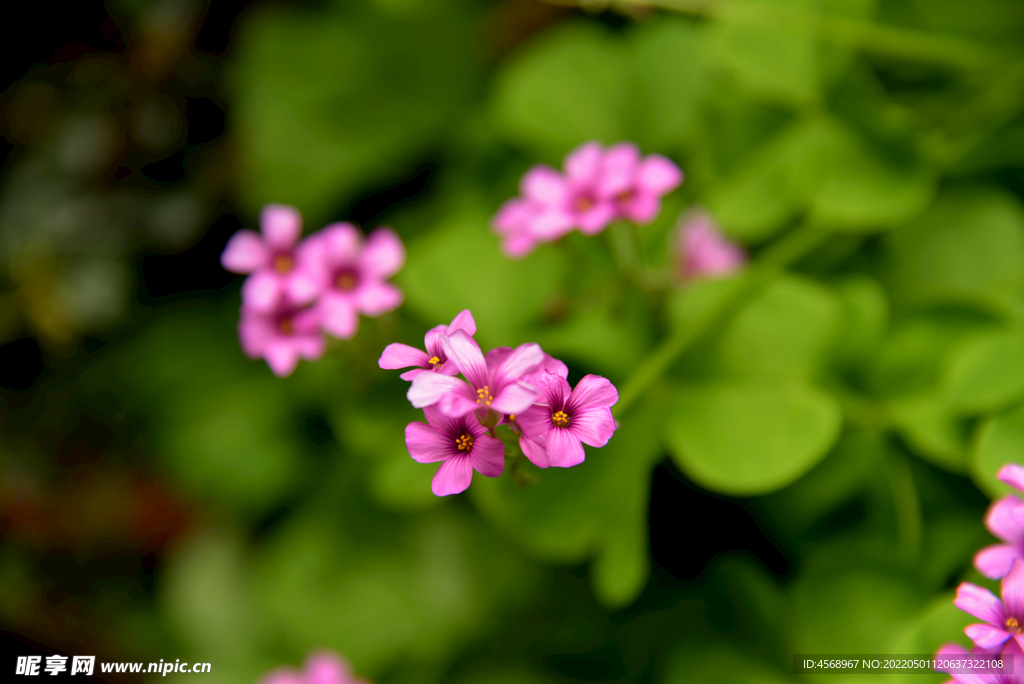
<box><xmin>428</xmin><ymin>356</ymin><xmax>442</xmax><ymax>368</ymax></box>
<box><xmin>1008</xmin><ymin>616</ymin><xmax>1021</xmax><ymax>633</ymax></box>
<box><xmin>455</xmin><ymin>434</ymin><xmax>474</xmax><ymax>451</ymax></box>
<box><xmin>336</xmin><ymin>272</ymin><xmax>357</xmax><ymax>291</ymax></box>
<box><xmin>552</xmin><ymin>410</ymin><xmax>569</xmax><ymax>427</ymax></box>
<box><xmin>273</xmin><ymin>254</ymin><xmax>293</xmax><ymax>274</ymax></box>
<box><xmin>508</xmin><ymin>414</ymin><xmax>516</xmax><ymax>421</ymax></box>
<box><xmin>278</xmin><ymin>317</ymin><xmax>294</xmax><ymax>335</ymax></box>
<box><xmin>476</xmin><ymin>385</ymin><xmax>494</xmax><ymax>406</ymax></box>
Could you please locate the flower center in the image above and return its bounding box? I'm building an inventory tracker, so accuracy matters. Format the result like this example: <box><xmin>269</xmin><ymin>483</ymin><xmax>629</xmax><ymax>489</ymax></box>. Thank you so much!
<box><xmin>576</xmin><ymin>196</ymin><xmax>594</xmax><ymax>213</ymax></box>
<box><xmin>428</xmin><ymin>356</ymin><xmax>442</xmax><ymax>369</ymax></box>
<box><xmin>335</xmin><ymin>269</ymin><xmax>358</xmax><ymax>291</ymax></box>
<box><xmin>455</xmin><ymin>433</ymin><xmax>474</xmax><ymax>451</ymax></box>
<box><xmin>278</xmin><ymin>316</ymin><xmax>295</xmax><ymax>335</ymax></box>
<box><xmin>1007</xmin><ymin>616</ymin><xmax>1022</xmax><ymax>633</ymax></box>
<box><xmin>551</xmin><ymin>410</ymin><xmax>569</xmax><ymax>427</ymax></box>
<box><xmin>615</xmin><ymin>189</ymin><xmax>633</xmax><ymax>203</ymax></box>
<box><xmin>273</xmin><ymin>254</ymin><xmax>293</xmax><ymax>274</ymax></box>
<box><xmin>476</xmin><ymin>385</ymin><xmax>494</xmax><ymax>406</ymax></box>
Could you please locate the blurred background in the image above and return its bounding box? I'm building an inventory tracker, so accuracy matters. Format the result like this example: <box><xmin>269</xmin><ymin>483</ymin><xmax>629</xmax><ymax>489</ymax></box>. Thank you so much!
<box><xmin>3</xmin><ymin>0</ymin><xmax>1024</xmax><ymax>682</ymax></box>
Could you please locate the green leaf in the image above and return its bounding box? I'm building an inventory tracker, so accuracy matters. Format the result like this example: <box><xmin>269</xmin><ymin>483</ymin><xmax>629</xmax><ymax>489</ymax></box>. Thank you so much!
<box><xmin>492</xmin><ymin>22</ymin><xmax>629</xmax><ymax>157</ymax></box>
<box><xmin>830</xmin><ymin>275</ymin><xmax>889</xmax><ymax>367</ymax></box>
<box><xmin>972</xmin><ymin>403</ymin><xmax>1024</xmax><ymax>498</ymax></box>
<box><xmin>397</xmin><ymin>204</ymin><xmax>566</xmax><ymax>348</ymax></box>
<box><xmin>888</xmin><ymin>392</ymin><xmax>969</xmax><ymax>472</ymax></box>
<box><xmin>534</xmin><ymin>300</ymin><xmax>652</xmax><ymax>380</ymax></box>
<box><xmin>885</xmin><ymin>186</ymin><xmax>1024</xmax><ymax>312</ymax></box>
<box><xmin>662</xmin><ymin>644</ymin><xmax>794</xmax><ymax>684</ymax></box>
<box><xmin>666</xmin><ymin>382</ymin><xmax>842</xmax><ymax>496</ymax></box>
<box><xmin>945</xmin><ymin>330</ymin><xmax>1024</xmax><ymax>412</ymax></box>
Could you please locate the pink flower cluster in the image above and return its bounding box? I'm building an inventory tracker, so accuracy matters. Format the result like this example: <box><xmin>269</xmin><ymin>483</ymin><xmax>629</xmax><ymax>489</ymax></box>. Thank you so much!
<box><xmin>937</xmin><ymin>465</ymin><xmax>1024</xmax><ymax>684</ymax></box>
<box><xmin>493</xmin><ymin>141</ymin><xmax>683</xmax><ymax>258</ymax></box>
<box><xmin>379</xmin><ymin>310</ymin><xmax>618</xmax><ymax>496</ymax></box>
<box><xmin>677</xmin><ymin>210</ymin><xmax>746</xmax><ymax>280</ymax></box>
<box><xmin>221</xmin><ymin>204</ymin><xmax>405</xmax><ymax>377</ymax></box>
<box><xmin>257</xmin><ymin>652</ymin><xmax>369</xmax><ymax>684</ymax></box>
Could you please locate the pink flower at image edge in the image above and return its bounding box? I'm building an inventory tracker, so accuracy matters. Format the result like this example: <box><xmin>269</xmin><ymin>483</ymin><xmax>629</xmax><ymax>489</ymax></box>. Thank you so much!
<box><xmin>258</xmin><ymin>651</ymin><xmax>369</xmax><ymax>684</ymax></box>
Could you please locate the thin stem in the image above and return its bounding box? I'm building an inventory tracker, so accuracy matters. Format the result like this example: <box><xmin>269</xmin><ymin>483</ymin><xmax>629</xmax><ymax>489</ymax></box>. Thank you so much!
<box><xmin>615</xmin><ymin>223</ymin><xmax>828</xmax><ymax>416</ymax></box>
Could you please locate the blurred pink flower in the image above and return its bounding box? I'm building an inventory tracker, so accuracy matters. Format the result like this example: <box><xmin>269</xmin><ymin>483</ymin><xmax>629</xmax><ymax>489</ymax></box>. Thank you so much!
<box><xmin>407</xmin><ymin>331</ymin><xmax>542</xmax><ymax>419</ymax></box>
<box><xmin>221</xmin><ymin>204</ymin><xmax>322</xmax><ymax>312</ymax></box>
<box><xmin>239</xmin><ymin>297</ymin><xmax>325</xmax><ymax>377</ymax></box>
<box><xmin>303</xmin><ymin>223</ymin><xmax>405</xmax><ymax>340</ymax></box>
<box><xmin>678</xmin><ymin>211</ymin><xmax>746</xmax><ymax>279</ymax></box>
<box><xmin>405</xmin><ymin>405</ymin><xmax>504</xmax><ymax>496</ymax></box>
<box><xmin>976</xmin><ymin>465</ymin><xmax>1024</xmax><ymax>579</ymax></box>
<box><xmin>379</xmin><ymin>309</ymin><xmax>477</xmax><ymax>380</ymax></box>
<box><xmin>601</xmin><ymin>143</ymin><xmax>683</xmax><ymax>224</ymax></box>
<box><xmin>516</xmin><ymin>371</ymin><xmax>618</xmax><ymax>468</ymax></box>
<box><xmin>258</xmin><ymin>651</ymin><xmax>369</xmax><ymax>684</ymax></box>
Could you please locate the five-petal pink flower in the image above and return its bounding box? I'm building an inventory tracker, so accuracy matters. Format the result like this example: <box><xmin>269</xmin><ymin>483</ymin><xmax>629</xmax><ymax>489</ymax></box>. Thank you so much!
<box><xmin>678</xmin><ymin>210</ymin><xmax>746</xmax><ymax>279</ymax></box>
<box><xmin>238</xmin><ymin>297</ymin><xmax>325</xmax><ymax>377</ymax></box>
<box><xmin>406</xmin><ymin>405</ymin><xmax>505</xmax><ymax>496</ymax></box>
<box><xmin>516</xmin><ymin>371</ymin><xmax>618</xmax><ymax>468</ymax></box>
<box><xmin>221</xmin><ymin>204</ymin><xmax>321</xmax><ymax>311</ymax></box>
<box><xmin>258</xmin><ymin>651</ymin><xmax>369</xmax><ymax>684</ymax></box>
<box><xmin>378</xmin><ymin>309</ymin><xmax>476</xmax><ymax>380</ymax></box>
<box><xmin>955</xmin><ymin>559</ymin><xmax>1024</xmax><ymax>651</ymax></box>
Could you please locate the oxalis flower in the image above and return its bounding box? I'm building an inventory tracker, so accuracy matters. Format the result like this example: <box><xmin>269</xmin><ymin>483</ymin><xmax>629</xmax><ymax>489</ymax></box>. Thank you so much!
<box><xmin>378</xmin><ymin>309</ymin><xmax>476</xmax><ymax>380</ymax></box>
<box><xmin>239</xmin><ymin>297</ymin><xmax>324</xmax><ymax>377</ymax></box>
<box><xmin>976</xmin><ymin>465</ymin><xmax>1024</xmax><ymax>579</ymax></box>
<box><xmin>221</xmin><ymin>204</ymin><xmax>321</xmax><ymax>312</ymax></box>
<box><xmin>407</xmin><ymin>330</ymin><xmax>542</xmax><ymax>419</ymax></box>
<box><xmin>406</xmin><ymin>405</ymin><xmax>504</xmax><ymax>496</ymax></box>
<box><xmin>258</xmin><ymin>651</ymin><xmax>370</xmax><ymax>684</ymax></box>
<box><xmin>678</xmin><ymin>210</ymin><xmax>746</xmax><ymax>279</ymax></box>
<box><xmin>303</xmin><ymin>222</ymin><xmax>405</xmax><ymax>340</ymax></box>
<box><xmin>955</xmin><ymin>558</ymin><xmax>1024</xmax><ymax>651</ymax></box>
<box><xmin>516</xmin><ymin>371</ymin><xmax>618</xmax><ymax>468</ymax></box>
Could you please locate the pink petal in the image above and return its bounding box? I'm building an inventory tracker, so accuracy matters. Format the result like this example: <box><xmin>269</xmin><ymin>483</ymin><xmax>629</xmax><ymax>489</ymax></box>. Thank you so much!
<box><xmin>399</xmin><ymin>368</ymin><xmax>426</xmax><ymax>381</ymax></box>
<box><xmin>471</xmin><ymin>436</ymin><xmax>505</xmax><ymax>477</ymax></box>
<box><xmin>447</xmin><ymin>309</ymin><xmax>476</xmax><ymax>336</ymax></box>
<box><xmin>494</xmin><ymin>198</ymin><xmax>533</xmax><ymax>233</ymax></box>
<box><xmin>577</xmin><ymin>202</ymin><xmax>617</xmax><ymax>235</ymax></box>
<box><xmin>515</xmin><ymin>405</ymin><xmax>552</xmax><ymax>444</ymax></box>
<box><xmin>569</xmin><ymin>374</ymin><xmax>619</xmax><ymax>409</ymax></box>
<box><xmin>485</xmin><ymin>346</ymin><xmax>513</xmax><ymax>370</ymax></box>
<box><xmin>241</xmin><ymin>271</ymin><xmax>283</xmax><ymax>312</ymax></box>
<box><xmin>304</xmin><ymin>653</ymin><xmax>350</xmax><ymax>684</ymax></box>
<box><xmin>964</xmin><ymin>623</ymin><xmax>1012</xmax><ymax>650</ymax></box>
<box><xmin>569</xmin><ymin>406</ymin><xmax>616</xmax><ymax>447</ymax></box>
<box><xmin>530</xmin><ymin>206</ymin><xmax>575</xmax><ymax>239</ymax></box>
<box><xmin>520</xmin><ymin>436</ymin><xmax>549</xmax><ymax>468</ymax></box>
<box><xmin>637</xmin><ymin>154</ymin><xmax>683</xmax><ymax>195</ymax></box>
<box><xmin>494</xmin><ymin>342</ymin><xmax>544</xmax><ymax>386</ymax></box>
<box><xmin>522</xmin><ymin>165</ymin><xmax>570</xmax><ymax>205</ymax></box>
<box><xmin>294</xmin><ymin>332</ymin><xmax>325</xmax><ymax>361</ymax></box>
<box><xmin>565</xmin><ymin>141</ymin><xmax>604</xmax><ymax>186</ymax></box>
<box><xmin>408</xmin><ymin>373</ymin><xmax>466</xmax><ymax>409</ymax></box>
<box><xmin>975</xmin><ymin>544</ymin><xmax>1024</xmax><ymax>580</ymax></box>
<box><xmin>956</xmin><ymin>582</ymin><xmax>1006</xmax><ymax>624</ymax></box>
<box><xmin>988</xmin><ymin>496</ymin><xmax>1024</xmax><ymax>544</ymax></box>
<box><xmin>438</xmin><ymin>382</ymin><xmax>483</xmax><ymax>418</ymax></box>
<box><xmin>545</xmin><ymin>427</ymin><xmax>586</xmax><ymax>468</ymax></box>
<box><xmin>261</xmin><ymin>204</ymin><xmax>302</xmax><ymax>249</ymax></box>
<box><xmin>621</xmin><ymin>193</ymin><xmax>661</xmax><ymax>224</ymax></box>
<box><xmin>320</xmin><ymin>222</ymin><xmax>362</xmax><ymax>266</ymax></box>
<box><xmin>491</xmin><ymin>381</ymin><xmax>541</xmax><ymax>416</ymax></box>
<box><xmin>238</xmin><ymin>311</ymin><xmax>273</xmax><ymax>357</ymax></box>
<box><xmin>405</xmin><ymin>421</ymin><xmax>451</xmax><ymax>463</ymax></box>
<box><xmin>532</xmin><ymin>371</ymin><xmax>571</xmax><ymax>409</ymax></box>
<box><xmin>999</xmin><ymin>464</ymin><xmax>1024</xmax><ymax>493</ymax></box>
<box><xmin>597</xmin><ymin>142</ymin><xmax>640</xmax><ymax>198</ymax></box>
<box><xmin>264</xmin><ymin>341</ymin><xmax>300</xmax><ymax>377</ymax></box>
<box><xmin>354</xmin><ymin>282</ymin><xmax>403</xmax><ymax>316</ymax></box>
<box><xmin>502</xmin><ymin>231</ymin><xmax>539</xmax><ymax>258</ymax></box>
<box><xmin>539</xmin><ymin>354</ymin><xmax>568</xmax><ymax>378</ymax></box>
<box><xmin>284</xmin><ymin>269</ymin><xmax>322</xmax><ymax>304</ymax></box>
<box><xmin>359</xmin><ymin>227</ymin><xmax>405</xmax><ymax>280</ymax></box>
<box><xmin>1002</xmin><ymin>559</ymin><xmax>1024</xmax><ymax>619</ymax></box>
<box><xmin>319</xmin><ymin>294</ymin><xmax>359</xmax><ymax>339</ymax></box>
<box><xmin>221</xmin><ymin>230</ymin><xmax>268</xmax><ymax>273</ymax></box>
<box><xmin>442</xmin><ymin>330</ymin><xmax>488</xmax><ymax>389</ymax></box>
<box><xmin>431</xmin><ymin>454</ymin><xmax>474</xmax><ymax>496</ymax></box>
<box><xmin>380</xmin><ymin>343</ymin><xmax>430</xmax><ymax>370</ymax></box>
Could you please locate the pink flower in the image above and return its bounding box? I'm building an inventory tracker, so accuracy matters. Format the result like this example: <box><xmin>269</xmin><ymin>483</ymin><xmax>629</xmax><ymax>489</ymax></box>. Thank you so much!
<box><xmin>493</xmin><ymin>198</ymin><xmax>548</xmax><ymax>259</ymax></box>
<box><xmin>303</xmin><ymin>223</ymin><xmax>405</xmax><ymax>339</ymax></box>
<box><xmin>258</xmin><ymin>651</ymin><xmax>369</xmax><ymax>684</ymax></box>
<box><xmin>516</xmin><ymin>372</ymin><xmax>618</xmax><ymax>468</ymax></box>
<box><xmin>678</xmin><ymin>211</ymin><xmax>746</xmax><ymax>279</ymax></box>
<box><xmin>975</xmin><ymin>465</ymin><xmax>1024</xmax><ymax>579</ymax></box>
<box><xmin>239</xmin><ymin>297</ymin><xmax>325</xmax><ymax>377</ymax></box>
<box><xmin>221</xmin><ymin>204</ymin><xmax>322</xmax><ymax>312</ymax></box>
<box><xmin>407</xmin><ymin>330</ymin><xmax>542</xmax><ymax>419</ymax></box>
<box><xmin>600</xmin><ymin>143</ymin><xmax>683</xmax><ymax>224</ymax></box>
<box><xmin>955</xmin><ymin>559</ymin><xmax>1024</xmax><ymax>650</ymax></box>
<box><xmin>378</xmin><ymin>309</ymin><xmax>477</xmax><ymax>380</ymax></box>
<box><xmin>405</xmin><ymin>405</ymin><xmax>504</xmax><ymax>496</ymax></box>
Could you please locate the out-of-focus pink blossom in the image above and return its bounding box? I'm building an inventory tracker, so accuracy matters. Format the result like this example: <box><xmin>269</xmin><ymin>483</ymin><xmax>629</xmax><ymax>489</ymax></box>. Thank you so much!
<box><xmin>379</xmin><ymin>309</ymin><xmax>477</xmax><ymax>380</ymax></box>
<box><xmin>678</xmin><ymin>211</ymin><xmax>746</xmax><ymax>279</ymax></box>
<box><xmin>516</xmin><ymin>371</ymin><xmax>618</xmax><ymax>468</ymax></box>
<box><xmin>239</xmin><ymin>297</ymin><xmax>325</xmax><ymax>377</ymax></box>
<box><xmin>405</xmin><ymin>405</ymin><xmax>504</xmax><ymax>496</ymax></box>
<box><xmin>976</xmin><ymin>465</ymin><xmax>1024</xmax><ymax>579</ymax></box>
<box><xmin>601</xmin><ymin>143</ymin><xmax>683</xmax><ymax>224</ymax></box>
<box><xmin>257</xmin><ymin>651</ymin><xmax>369</xmax><ymax>684</ymax></box>
<box><xmin>407</xmin><ymin>331</ymin><xmax>542</xmax><ymax>419</ymax></box>
<box><xmin>221</xmin><ymin>204</ymin><xmax>322</xmax><ymax>312</ymax></box>
<box><xmin>303</xmin><ymin>223</ymin><xmax>405</xmax><ymax>340</ymax></box>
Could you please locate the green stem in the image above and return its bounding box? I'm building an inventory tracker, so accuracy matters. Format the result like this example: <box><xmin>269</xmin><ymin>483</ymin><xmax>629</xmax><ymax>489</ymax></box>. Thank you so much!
<box><xmin>615</xmin><ymin>223</ymin><xmax>828</xmax><ymax>416</ymax></box>
<box><xmin>885</xmin><ymin>447</ymin><xmax>923</xmax><ymax>567</ymax></box>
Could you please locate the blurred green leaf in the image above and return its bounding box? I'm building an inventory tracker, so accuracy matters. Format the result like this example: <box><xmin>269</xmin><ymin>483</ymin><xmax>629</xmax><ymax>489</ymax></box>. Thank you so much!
<box><xmin>888</xmin><ymin>392</ymin><xmax>969</xmax><ymax>472</ymax></box>
<box><xmin>972</xmin><ymin>402</ymin><xmax>1024</xmax><ymax>498</ymax></box>
<box><xmin>666</xmin><ymin>381</ymin><xmax>842</xmax><ymax>496</ymax></box>
<box><xmin>830</xmin><ymin>275</ymin><xmax>889</xmax><ymax>368</ymax></box>
<box><xmin>945</xmin><ymin>330</ymin><xmax>1024</xmax><ymax>412</ymax></box>
<box><xmin>535</xmin><ymin>298</ymin><xmax>652</xmax><ymax>380</ymax></box>
<box><xmin>662</xmin><ymin>644</ymin><xmax>794</xmax><ymax>684</ymax></box>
